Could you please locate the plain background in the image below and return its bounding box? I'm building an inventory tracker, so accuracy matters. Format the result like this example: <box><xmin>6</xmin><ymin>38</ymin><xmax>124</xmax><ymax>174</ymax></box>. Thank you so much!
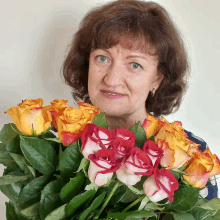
<box><xmin>0</xmin><ymin>0</ymin><xmax>220</xmax><ymax>218</ymax></box>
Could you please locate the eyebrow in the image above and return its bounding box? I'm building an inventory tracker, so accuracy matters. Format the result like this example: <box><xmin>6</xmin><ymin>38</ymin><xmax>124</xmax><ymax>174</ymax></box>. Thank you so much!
<box><xmin>94</xmin><ymin>48</ymin><xmax>148</xmax><ymax>61</ymax></box>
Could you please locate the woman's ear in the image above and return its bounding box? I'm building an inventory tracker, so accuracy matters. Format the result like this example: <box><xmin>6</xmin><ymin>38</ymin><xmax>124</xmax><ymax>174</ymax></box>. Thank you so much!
<box><xmin>152</xmin><ymin>74</ymin><xmax>164</xmax><ymax>91</ymax></box>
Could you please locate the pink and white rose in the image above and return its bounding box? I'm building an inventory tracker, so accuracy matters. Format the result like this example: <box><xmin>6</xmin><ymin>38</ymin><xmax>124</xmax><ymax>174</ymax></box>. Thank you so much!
<box><xmin>143</xmin><ymin>140</ymin><xmax>164</xmax><ymax>166</ymax></box>
<box><xmin>124</xmin><ymin>147</ymin><xmax>154</xmax><ymax>176</ymax></box>
<box><xmin>81</xmin><ymin>124</ymin><xmax>113</xmax><ymax>159</ymax></box>
<box><xmin>88</xmin><ymin>149</ymin><xmax>120</xmax><ymax>186</ymax></box>
<box><xmin>143</xmin><ymin>168</ymin><xmax>179</xmax><ymax>202</ymax></box>
<box><xmin>116</xmin><ymin>163</ymin><xmax>141</xmax><ymax>186</ymax></box>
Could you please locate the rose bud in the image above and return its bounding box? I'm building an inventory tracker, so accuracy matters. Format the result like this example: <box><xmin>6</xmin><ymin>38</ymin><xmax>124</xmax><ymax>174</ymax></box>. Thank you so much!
<box><xmin>124</xmin><ymin>147</ymin><xmax>154</xmax><ymax>176</ymax></box>
<box><xmin>81</xmin><ymin>124</ymin><xmax>113</xmax><ymax>159</ymax></box>
<box><xmin>143</xmin><ymin>168</ymin><xmax>179</xmax><ymax>202</ymax></box>
<box><xmin>88</xmin><ymin>149</ymin><xmax>120</xmax><ymax>186</ymax></box>
<box><xmin>4</xmin><ymin>98</ymin><xmax>52</xmax><ymax>136</ymax></box>
<box><xmin>143</xmin><ymin>140</ymin><xmax>164</xmax><ymax>166</ymax></box>
<box><xmin>116</xmin><ymin>163</ymin><xmax>141</xmax><ymax>186</ymax></box>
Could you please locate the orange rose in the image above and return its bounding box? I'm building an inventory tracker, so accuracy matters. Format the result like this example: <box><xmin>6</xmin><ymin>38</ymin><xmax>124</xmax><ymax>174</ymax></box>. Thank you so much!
<box><xmin>45</xmin><ymin>99</ymin><xmax>68</xmax><ymax>129</ymax></box>
<box><xmin>4</xmin><ymin>98</ymin><xmax>52</xmax><ymax>135</ymax></box>
<box><xmin>142</xmin><ymin>114</ymin><xmax>164</xmax><ymax>139</ymax></box>
<box><xmin>78</xmin><ymin>102</ymin><xmax>100</xmax><ymax>122</ymax></box>
<box><xmin>183</xmin><ymin>148</ymin><xmax>220</xmax><ymax>188</ymax></box>
<box><xmin>155</xmin><ymin>119</ymin><xmax>200</xmax><ymax>169</ymax></box>
<box><xmin>57</xmin><ymin>105</ymin><xmax>99</xmax><ymax>146</ymax></box>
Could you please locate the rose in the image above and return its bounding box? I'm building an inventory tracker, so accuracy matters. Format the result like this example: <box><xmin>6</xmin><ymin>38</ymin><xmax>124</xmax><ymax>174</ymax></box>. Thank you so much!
<box><xmin>155</xmin><ymin>121</ymin><xmax>197</xmax><ymax>169</ymax></box>
<box><xmin>143</xmin><ymin>168</ymin><xmax>179</xmax><ymax>202</ymax></box>
<box><xmin>183</xmin><ymin>147</ymin><xmax>220</xmax><ymax>188</ymax></box>
<box><xmin>157</xmin><ymin>139</ymin><xmax>191</xmax><ymax>169</ymax></box>
<box><xmin>4</xmin><ymin>98</ymin><xmax>52</xmax><ymax>135</ymax></box>
<box><xmin>46</xmin><ymin>99</ymin><xmax>68</xmax><ymax>129</ymax></box>
<box><xmin>124</xmin><ymin>147</ymin><xmax>154</xmax><ymax>176</ymax></box>
<box><xmin>81</xmin><ymin>124</ymin><xmax>113</xmax><ymax>159</ymax></box>
<box><xmin>142</xmin><ymin>114</ymin><xmax>164</xmax><ymax>139</ymax></box>
<box><xmin>116</xmin><ymin>163</ymin><xmax>141</xmax><ymax>186</ymax></box>
<box><xmin>78</xmin><ymin>102</ymin><xmax>100</xmax><ymax>122</ymax></box>
<box><xmin>56</xmin><ymin>106</ymin><xmax>89</xmax><ymax>146</ymax></box>
<box><xmin>143</xmin><ymin>140</ymin><xmax>164</xmax><ymax>166</ymax></box>
<box><xmin>88</xmin><ymin>149</ymin><xmax>120</xmax><ymax>186</ymax></box>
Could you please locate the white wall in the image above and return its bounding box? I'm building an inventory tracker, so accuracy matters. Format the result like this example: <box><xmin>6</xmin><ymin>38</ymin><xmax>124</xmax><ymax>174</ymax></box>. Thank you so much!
<box><xmin>1</xmin><ymin>0</ymin><xmax>220</xmax><ymax>218</ymax></box>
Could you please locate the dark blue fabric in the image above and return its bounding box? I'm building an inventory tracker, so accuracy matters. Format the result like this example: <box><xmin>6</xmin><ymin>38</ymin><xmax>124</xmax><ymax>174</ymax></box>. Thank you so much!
<box><xmin>184</xmin><ymin>130</ymin><xmax>218</xmax><ymax>200</ymax></box>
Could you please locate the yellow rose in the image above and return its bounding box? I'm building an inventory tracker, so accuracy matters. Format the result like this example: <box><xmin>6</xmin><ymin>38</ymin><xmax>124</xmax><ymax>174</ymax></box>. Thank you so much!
<box><xmin>183</xmin><ymin>148</ymin><xmax>220</xmax><ymax>188</ymax></box>
<box><xmin>77</xmin><ymin>102</ymin><xmax>100</xmax><ymax>122</ymax></box>
<box><xmin>4</xmin><ymin>98</ymin><xmax>52</xmax><ymax>135</ymax></box>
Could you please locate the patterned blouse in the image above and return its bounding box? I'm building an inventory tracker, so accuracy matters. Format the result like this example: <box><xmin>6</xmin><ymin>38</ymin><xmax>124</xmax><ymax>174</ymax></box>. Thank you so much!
<box><xmin>184</xmin><ymin>130</ymin><xmax>218</xmax><ymax>200</ymax></box>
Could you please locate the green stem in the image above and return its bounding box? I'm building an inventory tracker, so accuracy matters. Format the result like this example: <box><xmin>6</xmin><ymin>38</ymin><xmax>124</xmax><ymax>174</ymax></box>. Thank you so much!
<box><xmin>122</xmin><ymin>194</ymin><xmax>146</xmax><ymax>213</ymax></box>
<box><xmin>93</xmin><ymin>180</ymin><xmax>120</xmax><ymax>219</ymax></box>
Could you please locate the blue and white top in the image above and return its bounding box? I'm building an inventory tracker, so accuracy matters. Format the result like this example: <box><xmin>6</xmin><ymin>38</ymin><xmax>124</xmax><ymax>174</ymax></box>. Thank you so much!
<box><xmin>184</xmin><ymin>130</ymin><xmax>218</xmax><ymax>200</ymax></box>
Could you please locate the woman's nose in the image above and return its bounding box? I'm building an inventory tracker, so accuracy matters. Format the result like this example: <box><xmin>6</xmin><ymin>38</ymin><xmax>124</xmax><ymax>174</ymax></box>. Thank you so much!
<box><xmin>103</xmin><ymin>61</ymin><xmax>124</xmax><ymax>86</ymax></box>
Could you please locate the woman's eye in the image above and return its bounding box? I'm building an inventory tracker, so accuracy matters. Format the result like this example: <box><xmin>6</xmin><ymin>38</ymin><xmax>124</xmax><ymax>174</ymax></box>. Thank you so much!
<box><xmin>131</xmin><ymin>63</ymin><xmax>142</xmax><ymax>70</ymax></box>
<box><xmin>97</xmin><ymin>55</ymin><xmax>108</xmax><ymax>62</ymax></box>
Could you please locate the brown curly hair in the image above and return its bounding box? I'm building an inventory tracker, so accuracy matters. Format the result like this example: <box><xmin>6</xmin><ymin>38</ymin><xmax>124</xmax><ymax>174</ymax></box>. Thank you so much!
<box><xmin>62</xmin><ymin>0</ymin><xmax>190</xmax><ymax>117</ymax></box>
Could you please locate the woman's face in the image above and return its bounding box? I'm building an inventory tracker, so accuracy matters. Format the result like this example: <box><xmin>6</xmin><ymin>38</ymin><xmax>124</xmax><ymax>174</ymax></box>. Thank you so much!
<box><xmin>88</xmin><ymin>43</ymin><xmax>163</xmax><ymax>118</ymax></box>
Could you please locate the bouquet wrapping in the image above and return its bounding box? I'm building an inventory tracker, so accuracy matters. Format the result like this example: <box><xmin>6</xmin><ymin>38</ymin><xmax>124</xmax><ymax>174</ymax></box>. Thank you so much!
<box><xmin>0</xmin><ymin>98</ymin><xmax>220</xmax><ymax>220</ymax></box>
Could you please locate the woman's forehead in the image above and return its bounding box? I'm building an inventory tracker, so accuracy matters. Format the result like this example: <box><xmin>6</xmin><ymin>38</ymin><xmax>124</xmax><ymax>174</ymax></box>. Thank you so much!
<box><xmin>91</xmin><ymin>35</ymin><xmax>156</xmax><ymax>57</ymax></box>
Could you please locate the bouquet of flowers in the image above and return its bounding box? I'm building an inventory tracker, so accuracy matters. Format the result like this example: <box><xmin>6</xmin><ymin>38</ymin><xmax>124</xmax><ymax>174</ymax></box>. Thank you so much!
<box><xmin>1</xmin><ymin>98</ymin><xmax>220</xmax><ymax>220</ymax></box>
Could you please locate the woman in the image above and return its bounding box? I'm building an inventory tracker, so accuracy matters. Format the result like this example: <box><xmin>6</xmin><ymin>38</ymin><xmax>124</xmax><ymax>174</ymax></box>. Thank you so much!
<box><xmin>62</xmin><ymin>0</ymin><xmax>217</xmax><ymax>200</ymax></box>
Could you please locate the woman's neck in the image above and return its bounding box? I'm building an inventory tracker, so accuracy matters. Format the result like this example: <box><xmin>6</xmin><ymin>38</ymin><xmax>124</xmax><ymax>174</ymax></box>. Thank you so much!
<box><xmin>106</xmin><ymin>111</ymin><xmax>148</xmax><ymax>132</ymax></box>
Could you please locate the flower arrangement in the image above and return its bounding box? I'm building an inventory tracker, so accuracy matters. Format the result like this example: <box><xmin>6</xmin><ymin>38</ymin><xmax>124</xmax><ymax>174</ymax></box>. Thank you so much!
<box><xmin>1</xmin><ymin>98</ymin><xmax>220</xmax><ymax>220</ymax></box>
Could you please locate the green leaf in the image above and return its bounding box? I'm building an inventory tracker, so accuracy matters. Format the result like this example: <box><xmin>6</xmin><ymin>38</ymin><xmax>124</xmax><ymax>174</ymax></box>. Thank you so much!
<box><xmin>6</xmin><ymin>202</ymin><xmax>19</xmax><ymax>220</ymax></box>
<box><xmin>59</xmin><ymin>141</ymin><xmax>83</xmax><ymax>177</ymax></box>
<box><xmin>0</xmin><ymin>151</ymin><xmax>20</xmax><ymax>170</ymax></box>
<box><xmin>128</xmin><ymin>122</ymin><xmax>147</xmax><ymax>148</ymax></box>
<box><xmin>166</xmin><ymin>185</ymin><xmax>200</xmax><ymax>212</ymax></box>
<box><xmin>6</xmin><ymin>134</ymin><xmax>22</xmax><ymax>155</ymax></box>
<box><xmin>172</xmin><ymin>211</ymin><xmax>196</xmax><ymax>220</ymax></box>
<box><xmin>9</xmin><ymin>153</ymin><xmax>26</xmax><ymax>170</ymax></box>
<box><xmin>20</xmin><ymin>136</ymin><xmax>58</xmax><ymax>175</ymax></box>
<box><xmin>40</xmin><ymin>193</ymin><xmax>63</xmax><ymax>220</ymax></box>
<box><xmin>0</xmin><ymin>142</ymin><xmax>6</xmax><ymax>151</ymax></box>
<box><xmin>76</xmin><ymin>157</ymin><xmax>89</xmax><ymax>173</ymax></box>
<box><xmin>0</xmin><ymin>171</ymin><xmax>29</xmax><ymax>186</ymax></box>
<box><xmin>108</xmin><ymin>184</ymin><xmax>127</xmax><ymax>205</ymax></box>
<box><xmin>199</xmin><ymin>198</ymin><xmax>220</xmax><ymax>213</ymax></box>
<box><xmin>79</xmin><ymin>191</ymin><xmax>106</xmax><ymax>220</ymax></box>
<box><xmin>17</xmin><ymin>174</ymin><xmax>51</xmax><ymax>210</ymax></box>
<box><xmin>85</xmin><ymin>182</ymin><xmax>99</xmax><ymax>191</ymax></box>
<box><xmin>45</xmin><ymin>204</ymin><xmax>67</xmax><ymax>220</ymax></box>
<box><xmin>0</xmin><ymin>182</ymin><xmax>23</xmax><ymax>202</ymax></box>
<box><xmin>120</xmin><ymin>185</ymin><xmax>140</xmax><ymax>203</ymax></box>
<box><xmin>66</xmin><ymin>190</ymin><xmax>96</xmax><ymax>216</ymax></box>
<box><xmin>0</xmin><ymin>123</ymin><xmax>18</xmax><ymax>145</ymax></box>
<box><xmin>188</xmin><ymin>207</ymin><xmax>215</xmax><ymax>220</ymax></box>
<box><xmin>127</xmin><ymin>185</ymin><xmax>144</xmax><ymax>195</ymax></box>
<box><xmin>107</xmin><ymin>210</ymin><xmax>157</xmax><ymax>219</ymax></box>
<box><xmin>60</xmin><ymin>171</ymin><xmax>86</xmax><ymax>203</ymax></box>
<box><xmin>144</xmin><ymin>202</ymin><xmax>165</xmax><ymax>211</ymax></box>
<box><xmin>21</xmin><ymin>202</ymin><xmax>40</xmax><ymax>218</ymax></box>
<box><xmin>39</xmin><ymin>179</ymin><xmax>65</xmax><ymax>220</ymax></box>
<box><xmin>91</xmin><ymin>113</ymin><xmax>108</xmax><ymax>128</ymax></box>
